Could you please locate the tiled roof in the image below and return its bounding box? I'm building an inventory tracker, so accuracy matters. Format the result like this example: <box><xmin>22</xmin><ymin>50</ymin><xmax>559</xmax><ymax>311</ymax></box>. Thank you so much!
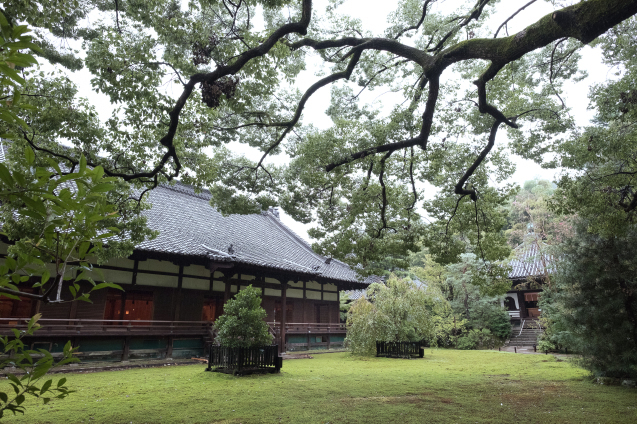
<box><xmin>341</xmin><ymin>275</ymin><xmax>385</xmax><ymax>300</ymax></box>
<box><xmin>0</xmin><ymin>142</ymin><xmax>365</xmax><ymax>287</ymax></box>
<box><xmin>508</xmin><ymin>236</ymin><xmax>554</xmax><ymax>279</ymax></box>
<box><xmin>138</xmin><ymin>183</ymin><xmax>362</xmax><ymax>285</ymax></box>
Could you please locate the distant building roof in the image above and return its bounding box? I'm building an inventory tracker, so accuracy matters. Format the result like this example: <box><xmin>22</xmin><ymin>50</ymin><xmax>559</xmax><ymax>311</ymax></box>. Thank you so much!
<box><xmin>508</xmin><ymin>235</ymin><xmax>554</xmax><ymax>279</ymax></box>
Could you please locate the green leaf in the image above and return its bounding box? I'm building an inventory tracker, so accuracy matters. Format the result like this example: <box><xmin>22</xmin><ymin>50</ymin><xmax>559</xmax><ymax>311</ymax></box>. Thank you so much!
<box><xmin>0</xmin><ymin>391</ymin><xmax>8</xmax><ymax>403</ymax></box>
<box><xmin>24</xmin><ymin>146</ymin><xmax>35</xmax><ymax>165</ymax></box>
<box><xmin>27</xmin><ymin>313</ymin><xmax>41</xmax><ymax>331</ymax></box>
<box><xmin>12</xmin><ymin>170</ymin><xmax>26</xmax><ymax>187</ymax></box>
<box><xmin>0</xmin><ymin>163</ymin><xmax>15</xmax><ymax>187</ymax></box>
<box><xmin>79</xmin><ymin>154</ymin><xmax>86</xmax><ymax>175</ymax></box>
<box><xmin>93</xmin><ymin>166</ymin><xmax>104</xmax><ymax>181</ymax></box>
<box><xmin>89</xmin><ymin>183</ymin><xmax>114</xmax><ymax>193</ymax></box>
<box><xmin>45</xmin><ymin>158</ymin><xmax>62</xmax><ymax>175</ymax></box>
<box><xmin>14</xmin><ymin>394</ymin><xmax>24</xmax><ymax>406</ymax></box>
<box><xmin>0</xmin><ymin>10</ymin><xmax>9</xmax><ymax>28</ymax></box>
<box><xmin>7</xmin><ymin>375</ymin><xmax>21</xmax><ymax>388</ymax></box>
<box><xmin>78</xmin><ymin>241</ymin><xmax>90</xmax><ymax>259</ymax></box>
<box><xmin>19</xmin><ymin>195</ymin><xmax>47</xmax><ymax>216</ymax></box>
<box><xmin>30</xmin><ymin>359</ymin><xmax>53</xmax><ymax>380</ymax></box>
<box><xmin>90</xmin><ymin>282</ymin><xmax>122</xmax><ymax>292</ymax></box>
<box><xmin>40</xmin><ymin>379</ymin><xmax>52</xmax><ymax>394</ymax></box>
<box><xmin>0</xmin><ymin>64</ymin><xmax>25</xmax><ymax>85</ymax></box>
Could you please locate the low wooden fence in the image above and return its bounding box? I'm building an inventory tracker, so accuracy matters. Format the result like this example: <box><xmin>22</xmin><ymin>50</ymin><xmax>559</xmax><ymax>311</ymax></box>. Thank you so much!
<box><xmin>206</xmin><ymin>345</ymin><xmax>281</xmax><ymax>375</ymax></box>
<box><xmin>376</xmin><ymin>341</ymin><xmax>425</xmax><ymax>358</ymax></box>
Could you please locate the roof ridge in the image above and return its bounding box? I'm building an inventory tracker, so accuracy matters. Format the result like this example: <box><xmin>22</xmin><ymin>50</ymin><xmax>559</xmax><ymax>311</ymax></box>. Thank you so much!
<box><xmin>160</xmin><ymin>181</ymin><xmax>211</xmax><ymax>201</ymax></box>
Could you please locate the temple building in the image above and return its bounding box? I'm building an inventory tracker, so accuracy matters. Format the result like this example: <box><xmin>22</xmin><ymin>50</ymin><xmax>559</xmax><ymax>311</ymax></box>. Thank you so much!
<box><xmin>0</xmin><ymin>181</ymin><xmax>368</xmax><ymax>360</ymax></box>
<box><xmin>501</xmin><ymin>237</ymin><xmax>552</xmax><ymax>323</ymax></box>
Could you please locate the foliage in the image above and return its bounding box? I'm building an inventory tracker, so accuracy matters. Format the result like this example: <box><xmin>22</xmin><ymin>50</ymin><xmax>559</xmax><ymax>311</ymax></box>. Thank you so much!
<box><xmin>540</xmin><ymin>219</ymin><xmax>637</xmax><ymax>378</ymax></box>
<box><xmin>504</xmin><ymin>179</ymin><xmax>573</xmax><ymax>247</ymax></box>
<box><xmin>456</xmin><ymin>328</ymin><xmax>500</xmax><ymax>350</ymax></box>
<box><xmin>0</xmin><ymin>9</ymin><xmax>39</xmax><ymax>134</ymax></box>
<box><xmin>0</xmin><ymin>146</ymin><xmax>155</xmax><ymax>416</ymax></box>
<box><xmin>3</xmin><ymin>351</ymin><xmax>637</xmax><ymax>424</ymax></box>
<box><xmin>0</xmin><ymin>315</ymin><xmax>76</xmax><ymax>418</ymax></box>
<box><xmin>535</xmin><ymin>287</ymin><xmax>580</xmax><ymax>354</ymax></box>
<box><xmin>214</xmin><ymin>285</ymin><xmax>273</xmax><ymax>348</ymax></box>
<box><xmin>0</xmin><ymin>1</ymin><xmax>633</xmax><ymax>273</ymax></box>
<box><xmin>339</xmin><ymin>291</ymin><xmax>350</xmax><ymax>322</ymax></box>
<box><xmin>428</xmin><ymin>300</ymin><xmax>467</xmax><ymax>348</ymax></box>
<box><xmin>441</xmin><ymin>253</ymin><xmax>511</xmax><ymax>347</ymax></box>
<box><xmin>549</xmin><ymin>16</ymin><xmax>637</xmax><ymax>238</ymax></box>
<box><xmin>345</xmin><ymin>275</ymin><xmax>435</xmax><ymax>355</ymax></box>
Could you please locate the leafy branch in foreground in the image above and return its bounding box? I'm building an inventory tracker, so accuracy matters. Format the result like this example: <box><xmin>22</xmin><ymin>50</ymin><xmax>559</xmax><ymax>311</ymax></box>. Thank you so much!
<box><xmin>0</xmin><ymin>314</ymin><xmax>76</xmax><ymax>418</ymax></box>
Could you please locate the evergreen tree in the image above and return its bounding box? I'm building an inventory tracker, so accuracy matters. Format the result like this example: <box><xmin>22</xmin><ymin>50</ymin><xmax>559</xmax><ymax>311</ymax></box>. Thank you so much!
<box><xmin>544</xmin><ymin>219</ymin><xmax>637</xmax><ymax>378</ymax></box>
<box><xmin>214</xmin><ymin>286</ymin><xmax>273</xmax><ymax>348</ymax></box>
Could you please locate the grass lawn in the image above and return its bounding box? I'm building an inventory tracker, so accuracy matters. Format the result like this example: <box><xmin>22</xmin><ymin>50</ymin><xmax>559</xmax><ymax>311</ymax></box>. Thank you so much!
<box><xmin>1</xmin><ymin>349</ymin><xmax>636</xmax><ymax>423</ymax></box>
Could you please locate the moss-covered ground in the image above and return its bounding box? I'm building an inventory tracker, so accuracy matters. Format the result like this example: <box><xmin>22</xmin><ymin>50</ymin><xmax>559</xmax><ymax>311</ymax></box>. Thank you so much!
<box><xmin>1</xmin><ymin>349</ymin><xmax>636</xmax><ymax>423</ymax></box>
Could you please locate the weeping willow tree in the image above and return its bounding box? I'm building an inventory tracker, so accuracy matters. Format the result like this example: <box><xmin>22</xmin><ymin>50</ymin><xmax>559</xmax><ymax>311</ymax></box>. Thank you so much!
<box><xmin>345</xmin><ymin>276</ymin><xmax>437</xmax><ymax>355</ymax></box>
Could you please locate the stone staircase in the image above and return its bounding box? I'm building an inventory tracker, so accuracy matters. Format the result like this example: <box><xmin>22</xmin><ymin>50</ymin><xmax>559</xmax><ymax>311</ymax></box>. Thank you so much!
<box><xmin>506</xmin><ymin>320</ymin><xmax>544</xmax><ymax>347</ymax></box>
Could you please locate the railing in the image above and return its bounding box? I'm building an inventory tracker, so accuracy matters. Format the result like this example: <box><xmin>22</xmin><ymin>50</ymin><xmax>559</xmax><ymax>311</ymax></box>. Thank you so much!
<box><xmin>376</xmin><ymin>341</ymin><xmax>425</xmax><ymax>359</ymax></box>
<box><xmin>518</xmin><ymin>319</ymin><xmax>526</xmax><ymax>337</ymax></box>
<box><xmin>0</xmin><ymin>318</ymin><xmax>214</xmax><ymax>337</ymax></box>
<box><xmin>267</xmin><ymin>322</ymin><xmax>347</xmax><ymax>333</ymax></box>
<box><xmin>207</xmin><ymin>345</ymin><xmax>281</xmax><ymax>375</ymax></box>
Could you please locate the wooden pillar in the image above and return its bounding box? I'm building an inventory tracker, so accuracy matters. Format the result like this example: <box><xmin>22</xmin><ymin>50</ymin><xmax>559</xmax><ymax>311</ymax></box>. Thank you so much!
<box><xmin>69</xmin><ymin>299</ymin><xmax>78</xmax><ymax>321</ymax></box>
<box><xmin>69</xmin><ymin>271</ymin><xmax>79</xmax><ymax>323</ymax></box>
<box><xmin>223</xmin><ymin>273</ymin><xmax>231</xmax><ymax>303</ymax></box>
<box><xmin>517</xmin><ymin>291</ymin><xmax>527</xmax><ymax>319</ymax></box>
<box><xmin>131</xmin><ymin>259</ymin><xmax>139</xmax><ymax>286</ymax></box>
<box><xmin>173</xmin><ymin>265</ymin><xmax>184</xmax><ymax>321</ymax></box>
<box><xmin>122</xmin><ymin>336</ymin><xmax>131</xmax><ymax>361</ymax></box>
<box><xmin>166</xmin><ymin>336</ymin><xmax>174</xmax><ymax>359</ymax></box>
<box><xmin>280</xmin><ymin>282</ymin><xmax>287</xmax><ymax>354</ymax></box>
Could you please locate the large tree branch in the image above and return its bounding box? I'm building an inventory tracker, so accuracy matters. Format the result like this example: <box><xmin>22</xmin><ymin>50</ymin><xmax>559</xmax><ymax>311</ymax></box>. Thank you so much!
<box><xmin>454</xmin><ymin>119</ymin><xmax>503</xmax><ymax>201</ymax></box>
<box><xmin>325</xmin><ymin>75</ymin><xmax>439</xmax><ymax>172</ymax></box>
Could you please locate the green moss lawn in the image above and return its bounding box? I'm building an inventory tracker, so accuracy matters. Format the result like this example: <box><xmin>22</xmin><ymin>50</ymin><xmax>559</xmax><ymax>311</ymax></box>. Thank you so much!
<box><xmin>1</xmin><ymin>350</ymin><xmax>636</xmax><ymax>423</ymax></box>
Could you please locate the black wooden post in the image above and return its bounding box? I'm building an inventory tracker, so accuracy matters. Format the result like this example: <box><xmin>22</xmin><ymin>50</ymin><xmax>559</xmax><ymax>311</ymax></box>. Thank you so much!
<box><xmin>131</xmin><ymin>259</ymin><xmax>139</xmax><ymax>286</ymax></box>
<box><xmin>517</xmin><ymin>291</ymin><xmax>527</xmax><ymax>318</ymax></box>
<box><xmin>122</xmin><ymin>336</ymin><xmax>131</xmax><ymax>361</ymax></box>
<box><xmin>173</xmin><ymin>265</ymin><xmax>184</xmax><ymax>321</ymax></box>
<box><xmin>166</xmin><ymin>336</ymin><xmax>173</xmax><ymax>358</ymax></box>
<box><xmin>280</xmin><ymin>282</ymin><xmax>287</xmax><ymax>354</ymax></box>
<box><xmin>223</xmin><ymin>274</ymin><xmax>230</xmax><ymax>303</ymax></box>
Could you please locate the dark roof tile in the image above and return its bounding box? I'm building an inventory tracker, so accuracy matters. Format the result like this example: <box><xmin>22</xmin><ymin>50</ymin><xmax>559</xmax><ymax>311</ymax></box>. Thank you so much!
<box><xmin>138</xmin><ymin>183</ymin><xmax>362</xmax><ymax>284</ymax></box>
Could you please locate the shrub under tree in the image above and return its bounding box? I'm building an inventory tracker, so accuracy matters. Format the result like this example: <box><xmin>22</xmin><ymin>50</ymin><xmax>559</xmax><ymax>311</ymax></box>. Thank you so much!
<box><xmin>214</xmin><ymin>285</ymin><xmax>273</xmax><ymax>348</ymax></box>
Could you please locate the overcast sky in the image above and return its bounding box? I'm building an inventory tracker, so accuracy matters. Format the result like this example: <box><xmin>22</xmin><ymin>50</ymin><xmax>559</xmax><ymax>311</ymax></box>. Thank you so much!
<box><xmin>52</xmin><ymin>0</ymin><xmax>613</xmax><ymax>242</ymax></box>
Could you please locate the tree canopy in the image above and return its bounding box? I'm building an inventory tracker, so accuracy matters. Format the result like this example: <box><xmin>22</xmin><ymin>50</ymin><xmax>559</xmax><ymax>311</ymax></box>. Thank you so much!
<box><xmin>2</xmin><ymin>0</ymin><xmax>637</xmax><ymax>273</ymax></box>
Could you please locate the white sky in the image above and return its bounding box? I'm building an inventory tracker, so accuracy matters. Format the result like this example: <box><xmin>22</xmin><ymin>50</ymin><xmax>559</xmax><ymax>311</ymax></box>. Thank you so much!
<box><xmin>48</xmin><ymin>0</ymin><xmax>613</xmax><ymax>242</ymax></box>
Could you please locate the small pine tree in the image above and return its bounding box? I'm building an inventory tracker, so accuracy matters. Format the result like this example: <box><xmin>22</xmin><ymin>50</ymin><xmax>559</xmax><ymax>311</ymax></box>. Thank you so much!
<box><xmin>214</xmin><ymin>285</ymin><xmax>273</xmax><ymax>348</ymax></box>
